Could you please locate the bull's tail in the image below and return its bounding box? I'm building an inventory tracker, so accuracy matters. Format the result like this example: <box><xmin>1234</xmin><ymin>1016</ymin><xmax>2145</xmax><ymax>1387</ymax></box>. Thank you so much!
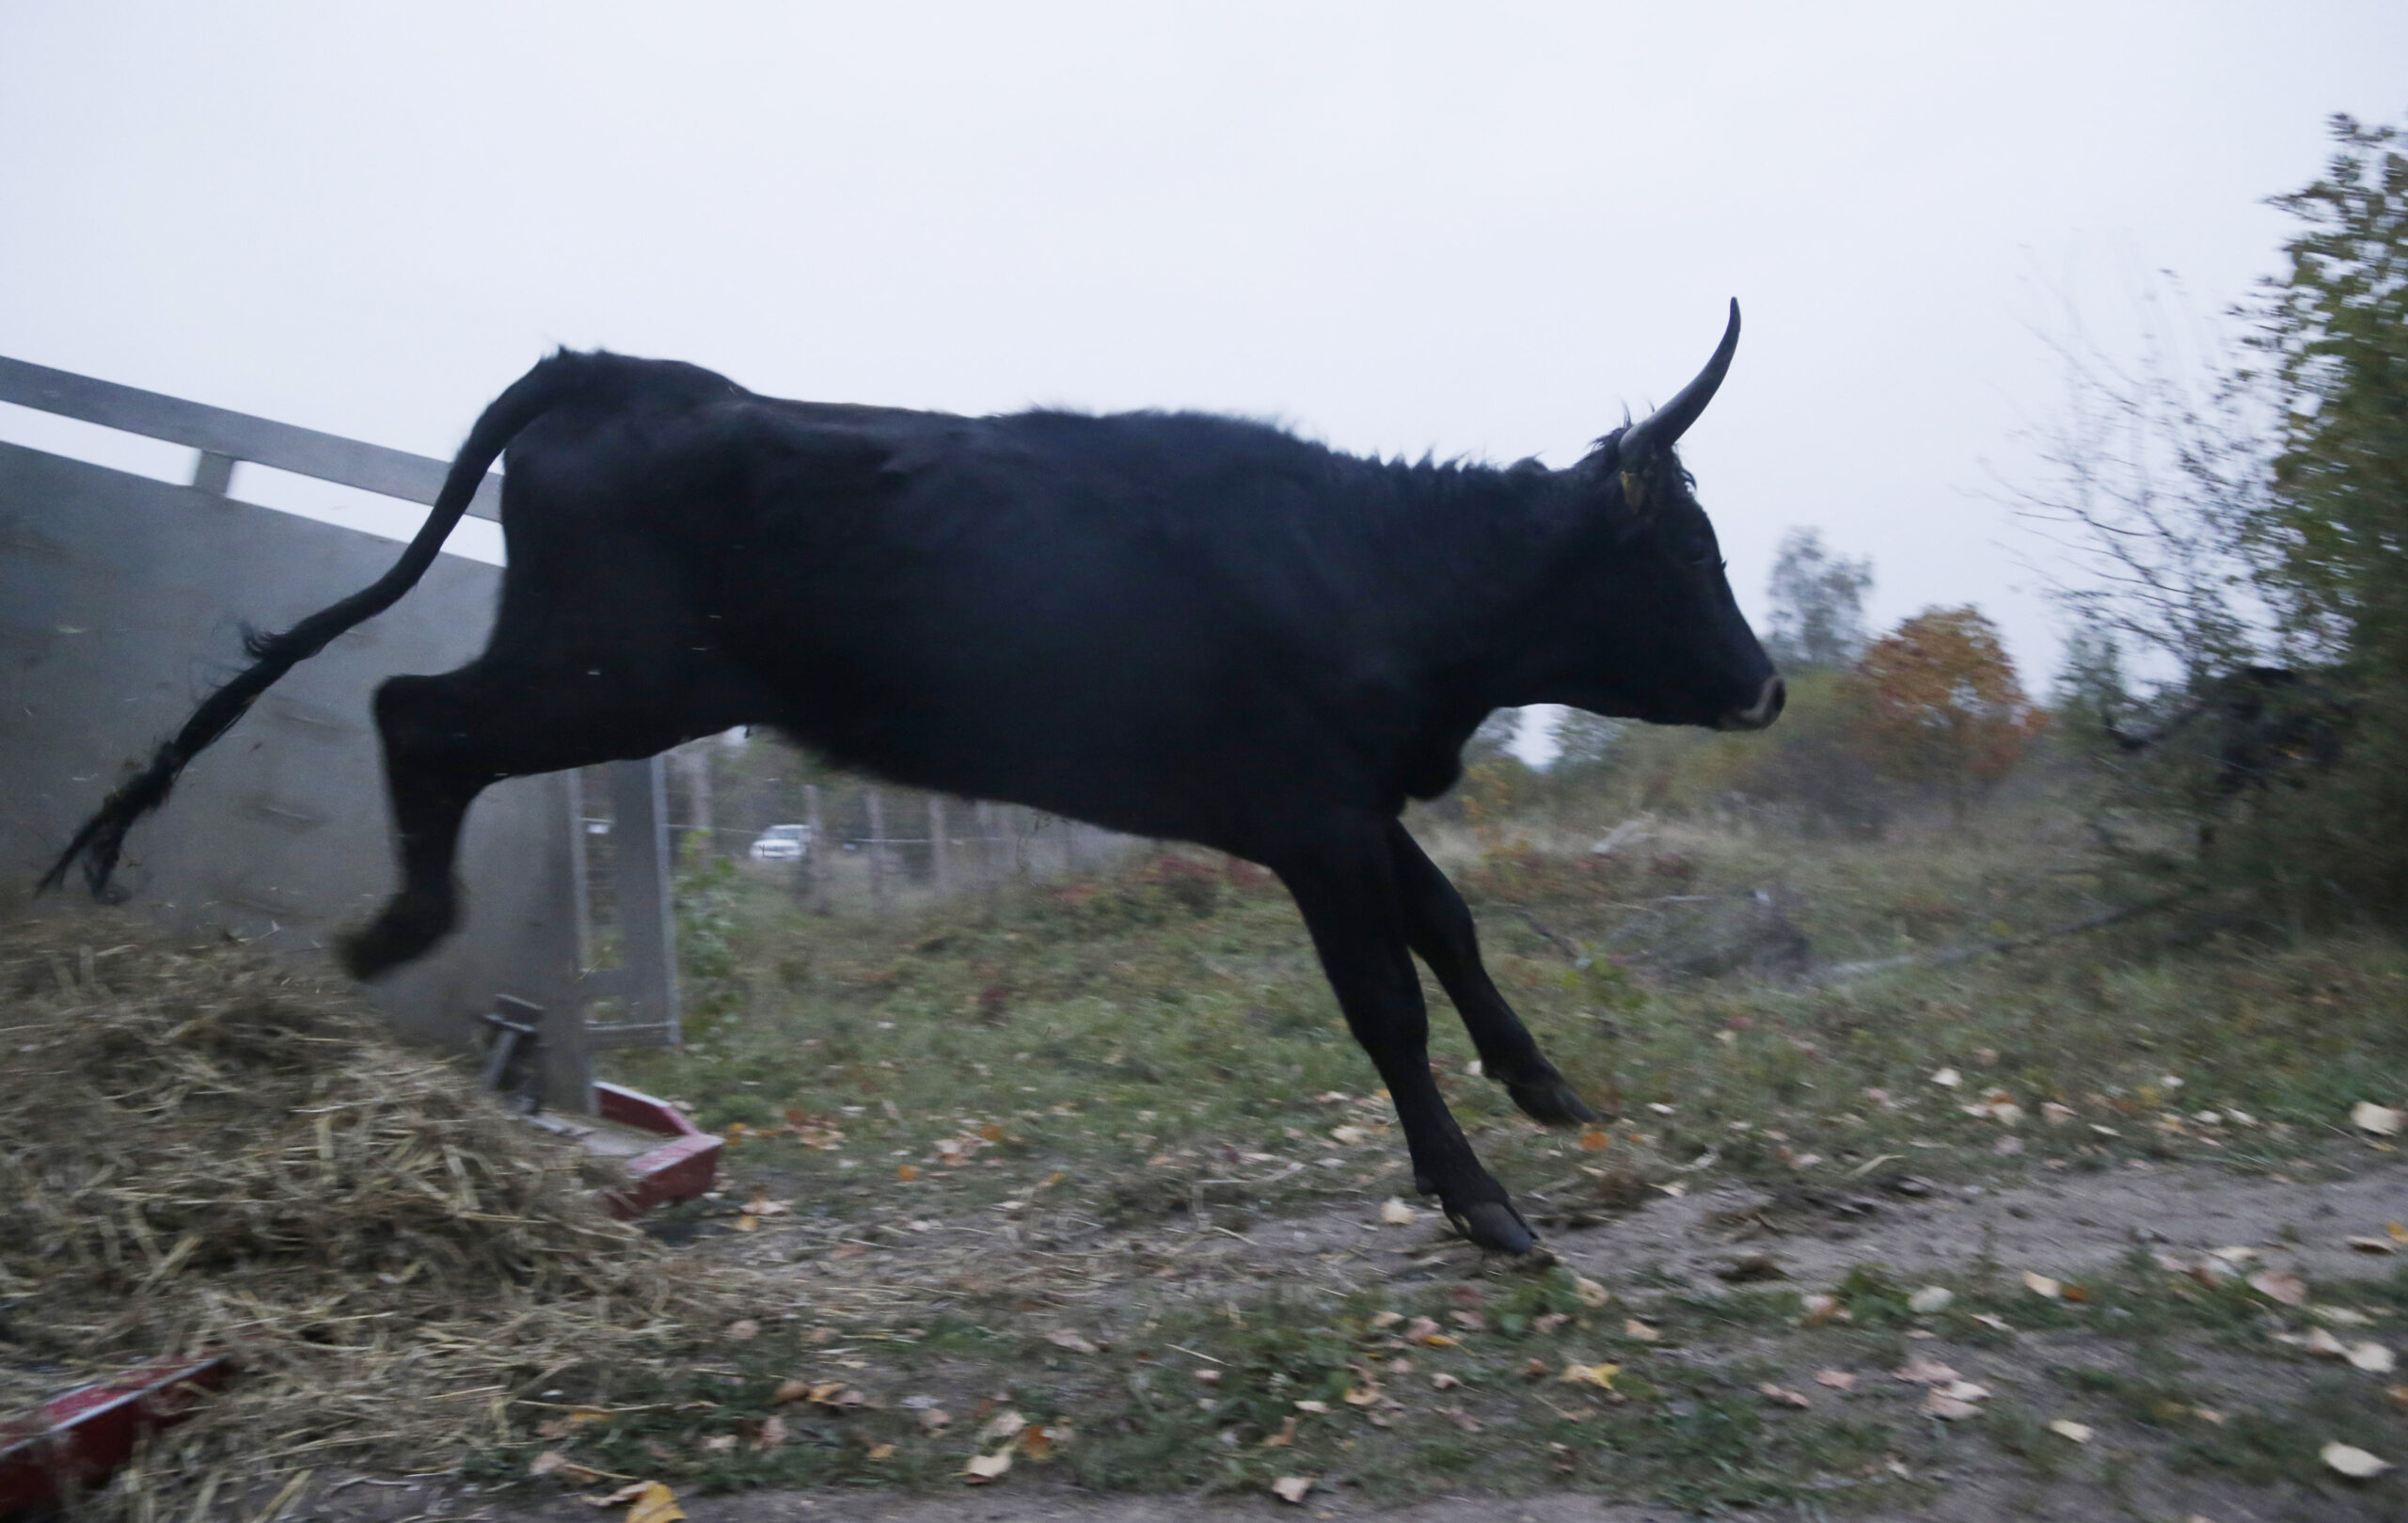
<box><xmin>40</xmin><ymin>352</ymin><xmax>598</xmax><ymax>902</ymax></box>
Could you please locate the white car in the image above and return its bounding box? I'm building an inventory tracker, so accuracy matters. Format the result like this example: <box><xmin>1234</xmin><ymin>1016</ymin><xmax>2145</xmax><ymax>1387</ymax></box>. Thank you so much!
<box><xmin>748</xmin><ymin>823</ymin><xmax>810</xmax><ymax>862</ymax></box>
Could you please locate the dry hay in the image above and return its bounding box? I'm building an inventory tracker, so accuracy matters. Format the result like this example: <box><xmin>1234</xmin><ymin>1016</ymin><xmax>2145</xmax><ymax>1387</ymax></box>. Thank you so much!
<box><xmin>0</xmin><ymin>915</ymin><xmax>739</xmax><ymax>1515</ymax></box>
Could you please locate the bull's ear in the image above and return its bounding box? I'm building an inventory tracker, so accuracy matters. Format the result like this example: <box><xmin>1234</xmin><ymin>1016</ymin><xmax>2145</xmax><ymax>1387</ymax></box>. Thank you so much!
<box><xmin>1618</xmin><ymin>463</ymin><xmax>1651</xmax><ymax>516</ymax></box>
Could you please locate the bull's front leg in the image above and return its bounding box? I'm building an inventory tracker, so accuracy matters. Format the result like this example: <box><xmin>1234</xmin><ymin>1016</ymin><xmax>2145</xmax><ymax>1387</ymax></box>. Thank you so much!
<box><xmin>1272</xmin><ymin>815</ymin><xmax>1537</xmax><ymax>1255</ymax></box>
<box><xmin>1387</xmin><ymin>819</ymin><xmax>1600</xmax><ymax>1128</ymax></box>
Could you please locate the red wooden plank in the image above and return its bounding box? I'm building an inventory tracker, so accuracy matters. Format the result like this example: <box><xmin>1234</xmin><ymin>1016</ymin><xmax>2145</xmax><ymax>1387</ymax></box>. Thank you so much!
<box><xmin>588</xmin><ymin>1082</ymin><xmax>720</xmax><ymax>1218</ymax></box>
<box><xmin>0</xmin><ymin>1355</ymin><xmax>229</xmax><ymax>1512</ymax></box>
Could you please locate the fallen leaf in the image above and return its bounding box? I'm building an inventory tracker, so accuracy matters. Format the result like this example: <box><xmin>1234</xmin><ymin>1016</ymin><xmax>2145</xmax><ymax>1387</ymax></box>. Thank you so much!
<box><xmin>1970</xmin><ymin>1313</ymin><xmax>2014</xmax><ymax>1334</ymax></box>
<box><xmin>623</xmin><ymin>1483</ymin><xmax>686</xmax><ymax>1523</ymax></box>
<box><xmin>1402</xmin><ymin>1315</ymin><xmax>1443</xmax><ymax>1343</ymax></box>
<box><xmin>964</xmin><ymin>1451</ymin><xmax>1012</xmax><ymax>1483</ymax></box>
<box><xmin>917</xmin><ymin>1408</ymin><xmax>952</xmax><ymax>1433</ymax></box>
<box><xmin>1922</xmin><ymin>1391</ymin><xmax>1982</xmax><ymax>1420</ymax></box>
<box><xmin>2049</xmin><ymin>1420</ymin><xmax>2094</xmax><ymax>1443</ymax></box>
<box><xmin>2306</xmin><ymin>1326</ymin><xmax>2349</xmax><ymax>1358</ymax></box>
<box><xmin>1656</xmin><ymin>1181</ymin><xmax>1687</xmax><ymax>1198</ymax></box>
<box><xmin>1758</xmin><ymin>1383</ymin><xmax>1811</xmax><ymax>1408</ymax></box>
<box><xmin>2350</xmin><ymin>1103</ymin><xmax>2402</xmax><ymax>1136</ymax></box>
<box><xmin>700</xmin><ymin>1434</ymin><xmax>737</xmax><ymax>1452</ymax></box>
<box><xmin>863</xmin><ymin>1441</ymin><xmax>895</xmax><ymax>1461</ymax></box>
<box><xmin>1342</xmin><ymin>1385</ymin><xmax>1381</xmax><ymax>1406</ymax></box>
<box><xmin>1259</xmin><ymin>1415</ymin><xmax>1298</xmax><ymax>1449</ymax></box>
<box><xmin>1572</xmin><ymin>1276</ymin><xmax>1610</xmax><ymax>1308</ymax></box>
<box><xmin>1941</xmin><ymin>1380</ymin><xmax>1991</xmax><ymax>1402</ymax></box>
<box><xmin>1431</xmin><ymin>1372</ymin><xmax>1462</xmax><ymax>1389</ymax></box>
<box><xmin>2041</xmin><ymin>1102</ymin><xmax>2076</xmax><ymax>1126</ymax></box>
<box><xmin>596</xmin><ymin>1482</ymin><xmax>654</xmax><ymax>1505</ymax></box>
<box><xmin>1931</xmin><ymin>1067</ymin><xmax>1962</xmax><ymax>1088</ymax></box>
<box><xmin>2322</xmin><ymin>1442</ymin><xmax>2392</xmax><ymax>1478</ymax></box>
<box><xmin>757</xmin><ymin>1415</ymin><xmax>788</xmax><ymax>1448</ymax></box>
<box><xmin>1533</xmin><ymin>1312</ymin><xmax>1568</xmax><ymax>1334</ymax></box>
<box><xmin>1908</xmin><ymin>1286</ymin><xmax>1955</xmax><ymax>1313</ymax></box>
<box><xmin>1450</xmin><ymin>1309</ymin><xmax>1485</xmax><ymax>1331</ymax></box>
<box><xmin>1579</xmin><ymin>1126</ymin><xmax>1612</xmax><ymax>1150</ymax></box>
<box><xmin>733</xmin><ymin>1215</ymin><xmax>760</xmax><ymax>1232</ymax></box>
<box><xmin>2389</xmin><ymin>1220</ymin><xmax>2408</xmax><ymax>1245</ymax></box>
<box><xmin>1292</xmin><ymin>1399</ymin><xmax>1331</xmax><ymax>1415</ymax></box>
<box><xmin>1561</xmin><ymin>1361</ymin><xmax>1620</xmax><ymax>1388</ymax></box>
<box><xmin>726</xmin><ymin>1319</ymin><xmax>760</xmax><ymax>1340</ymax></box>
<box><xmin>2022</xmin><ymin>1271</ymin><xmax>2063</xmax><ymax>1300</ymax></box>
<box><xmin>2347</xmin><ymin>1236</ymin><xmax>2399</xmax><ymax>1255</ymax></box>
<box><xmin>1045</xmin><ymin>1328</ymin><xmax>1099</xmax><ymax>1355</ymax></box>
<box><xmin>2386</xmin><ymin>1386</ymin><xmax>2408</xmax><ymax>1410</ymax></box>
<box><xmin>2249</xmin><ymin>1270</ymin><xmax>2309</xmax><ymax>1307</ymax></box>
<box><xmin>1379</xmin><ymin>1198</ymin><xmax>1417</xmax><ymax>1227</ymax></box>
<box><xmin>896</xmin><ymin>1164</ymin><xmax>918</xmax><ymax>1182</ymax></box>
<box><xmin>1799</xmin><ymin>1293</ymin><xmax>1841</xmax><ymax>1326</ymax></box>
<box><xmin>976</xmin><ymin>1410</ymin><xmax>1028</xmax><ymax>1446</ymax></box>
<box><xmin>2348</xmin><ymin>1342</ymin><xmax>2397</xmax><ymax>1374</ymax></box>
<box><xmin>1815</xmin><ymin>1369</ymin><xmax>1857</xmax><ymax>1390</ymax></box>
<box><xmin>2313</xmin><ymin>1305</ymin><xmax>2375</xmax><ymax>1326</ymax></box>
<box><xmin>1369</xmin><ymin>1309</ymin><xmax>1402</xmax><ymax>1329</ymax></box>
<box><xmin>529</xmin><ymin>1451</ymin><xmax>573</xmax><ymax>1477</ymax></box>
<box><xmin>1893</xmin><ymin>1357</ymin><xmax>1960</xmax><ymax>1386</ymax></box>
<box><xmin>2209</xmin><ymin>1245</ymin><xmax>2260</xmax><ymax>1264</ymax></box>
<box><xmin>772</xmin><ymin>1378</ymin><xmax>809</xmax><ymax>1404</ymax></box>
<box><xmin>1270</xmin><ymin>1475</ymin><xmax>1314</xmax><ymax>1504</ymax></box>
<box><xmin>1623</xmin><ymin>1319</ymin><xmax>1658</xmax><ymax>1342</ymax></box>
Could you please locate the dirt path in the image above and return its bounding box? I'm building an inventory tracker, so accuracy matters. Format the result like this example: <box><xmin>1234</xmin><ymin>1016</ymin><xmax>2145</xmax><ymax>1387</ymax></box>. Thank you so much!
<box><xmin>304</xmin><ymin>1158</ymin><xmax>2407</xmax><ymax>1523</ymax></box>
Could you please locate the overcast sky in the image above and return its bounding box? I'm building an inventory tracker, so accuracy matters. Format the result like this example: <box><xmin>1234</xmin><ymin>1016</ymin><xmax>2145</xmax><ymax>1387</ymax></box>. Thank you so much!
<box><xmin>4</xmin><ymin>3</ymin><xmax>2400</xmax><ymax>736</ymax></box>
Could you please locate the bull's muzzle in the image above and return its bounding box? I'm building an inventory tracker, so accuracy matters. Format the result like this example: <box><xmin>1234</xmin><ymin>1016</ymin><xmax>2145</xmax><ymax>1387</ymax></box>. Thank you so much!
<box><xmin>1717</xmin><ymin>675</ymin><xmax>1786</xmax><ymax>732</ymax></box>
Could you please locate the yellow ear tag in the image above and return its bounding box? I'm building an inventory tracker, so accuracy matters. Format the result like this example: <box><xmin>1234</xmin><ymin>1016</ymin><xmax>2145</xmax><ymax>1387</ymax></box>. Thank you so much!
<box><xmin>1619</xmin><ymin>469</ymin><xmax>1647</xmax><ymax>510</ymax></box>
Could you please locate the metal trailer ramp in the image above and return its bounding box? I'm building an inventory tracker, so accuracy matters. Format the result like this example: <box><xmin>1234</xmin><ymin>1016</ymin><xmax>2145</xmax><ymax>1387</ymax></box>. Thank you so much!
<box><xmin>0</xmin><ymin>354</ymin><xmax>681</xmax><ymax>1109</ymax></box>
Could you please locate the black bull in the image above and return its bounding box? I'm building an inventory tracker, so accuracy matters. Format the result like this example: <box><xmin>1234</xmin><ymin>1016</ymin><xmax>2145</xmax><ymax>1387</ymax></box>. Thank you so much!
<box><xmin>46</xmin><ymin>304</ymin><xmax>1782</xmax><ymax>1253</ymax></box>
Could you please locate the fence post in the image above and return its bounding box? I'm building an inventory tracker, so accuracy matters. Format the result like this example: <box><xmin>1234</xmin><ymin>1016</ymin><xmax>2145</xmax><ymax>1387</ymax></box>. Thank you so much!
<box><xmin>928</xmin><ymin>795</ymin><xmax>951</xmax><ymax>896</ymax></box>
<box><xmin>974</xmin><ymin>800</ymin><xmax>999</xmax><ymax>897</ymax></box>
<box><xmin>674</xmin><ymin>743</ymin><xmax>714</xmax><ymax>862</ymax></box>
<box><xmin>865</xmin><ymin>785</ymin><xmax>888</xmax><ymax>913</ymax></box>
<box><xmin>800</xmin><ymin>782</ymin><xmax>825</xmax><ymax>911</ymax></box>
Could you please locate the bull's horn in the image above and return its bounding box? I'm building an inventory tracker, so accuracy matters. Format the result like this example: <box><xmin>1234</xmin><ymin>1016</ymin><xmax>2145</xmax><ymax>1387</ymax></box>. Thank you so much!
<box><xmin>1618</xmin><ymin>299</ymin><xmax>1740</xmax><ymax>461</ymax></box>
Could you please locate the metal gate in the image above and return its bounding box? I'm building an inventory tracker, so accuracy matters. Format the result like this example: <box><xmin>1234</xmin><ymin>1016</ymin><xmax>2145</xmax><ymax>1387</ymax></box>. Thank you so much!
<box><xmin>0</xmin><ymin>356</ymin><xmax>676</xmax><ymax>1109</ymax></box>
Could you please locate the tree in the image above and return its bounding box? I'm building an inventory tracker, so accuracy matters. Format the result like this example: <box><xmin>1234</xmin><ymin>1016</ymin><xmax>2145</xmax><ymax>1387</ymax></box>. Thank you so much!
<box><xmin>1858</xmin><ymin>608</ymin><xmax>2045</xmax><ymax>813</ymax></box>
<box><xmin>2250</xmin><ymin>115</ymin><xmax>2408</xmax><ymax>677</ymax></box>
<box><xmin>1764</xmin><ymin>528</ymin><xmax>1873</xmax><ymax>670</ymax></box>
<box><xmin>2052</xmin><ymin>625</ymin><xmax>2132</xmax><ymax>753</ymax></box>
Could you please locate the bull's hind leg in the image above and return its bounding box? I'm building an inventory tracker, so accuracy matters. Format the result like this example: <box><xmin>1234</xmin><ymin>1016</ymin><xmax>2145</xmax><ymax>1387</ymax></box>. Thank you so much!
<box><xmin>1386</xmin><ymin>819</ymin><xmax>1600</xmax><ymax>1128</ymax></box>
<box><xmin>341</xmin><ymin>658</ymin><xmax>724</xmax><ymax>980</ymax></box>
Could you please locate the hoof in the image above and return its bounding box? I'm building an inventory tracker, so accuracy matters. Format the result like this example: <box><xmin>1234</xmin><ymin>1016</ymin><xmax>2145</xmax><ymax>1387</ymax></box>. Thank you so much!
<box><xmin>338</xmin><ymin>909</ymin><xmax>449</xmax><ymax>981</ymax></box>
<box><xmin>1506</xmin><ymin>1075</ymin><xmax>1602</xmax><ymax>1128</ymax></box>
<box><xmin>1446</xmin><ymin>1198</ymin><xmax>1540</xmax><ymax>1255</ymax></box>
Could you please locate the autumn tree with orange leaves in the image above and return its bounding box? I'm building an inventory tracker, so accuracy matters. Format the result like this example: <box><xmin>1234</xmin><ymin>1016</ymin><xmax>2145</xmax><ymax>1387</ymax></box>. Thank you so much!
<box><xmin>1857</xmin><ymin>608</ymin><xmax>2046</xmax><ymax>815</ymax></box>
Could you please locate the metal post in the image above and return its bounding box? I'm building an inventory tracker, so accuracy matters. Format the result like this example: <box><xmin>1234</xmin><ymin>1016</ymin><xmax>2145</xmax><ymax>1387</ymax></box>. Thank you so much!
<box><xmin>540</xmin><ymin>769</ymin><xmax>596</xmax><ymax>1113</ymax></box>
<box><xmin>606</xmin><ymin>756</ymin><xmax>682</xmax><ymax>1041</ymax></box>
<box><xmin>190</xmin><ymin>450</ymin><xmax>234</xmax><ymax>495</ymax></box>
<box><xmin>928</xmin><ymin>795</ymin><xmax>950</xmax><ymax>896</ymax></box>
<box><xmin>565</xmin><ymin>768</ymin><xmax>596</xmax><ymax>975</ymax></box>
<box><xmin>865</xmin><ymin>785</ymin><xmax>888</xmax><ymax>913</ymax></box>
<box><xmin>974</xmin><ymin>800</ymin><xmax>999</xmax><ymax>897</ymax></box>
